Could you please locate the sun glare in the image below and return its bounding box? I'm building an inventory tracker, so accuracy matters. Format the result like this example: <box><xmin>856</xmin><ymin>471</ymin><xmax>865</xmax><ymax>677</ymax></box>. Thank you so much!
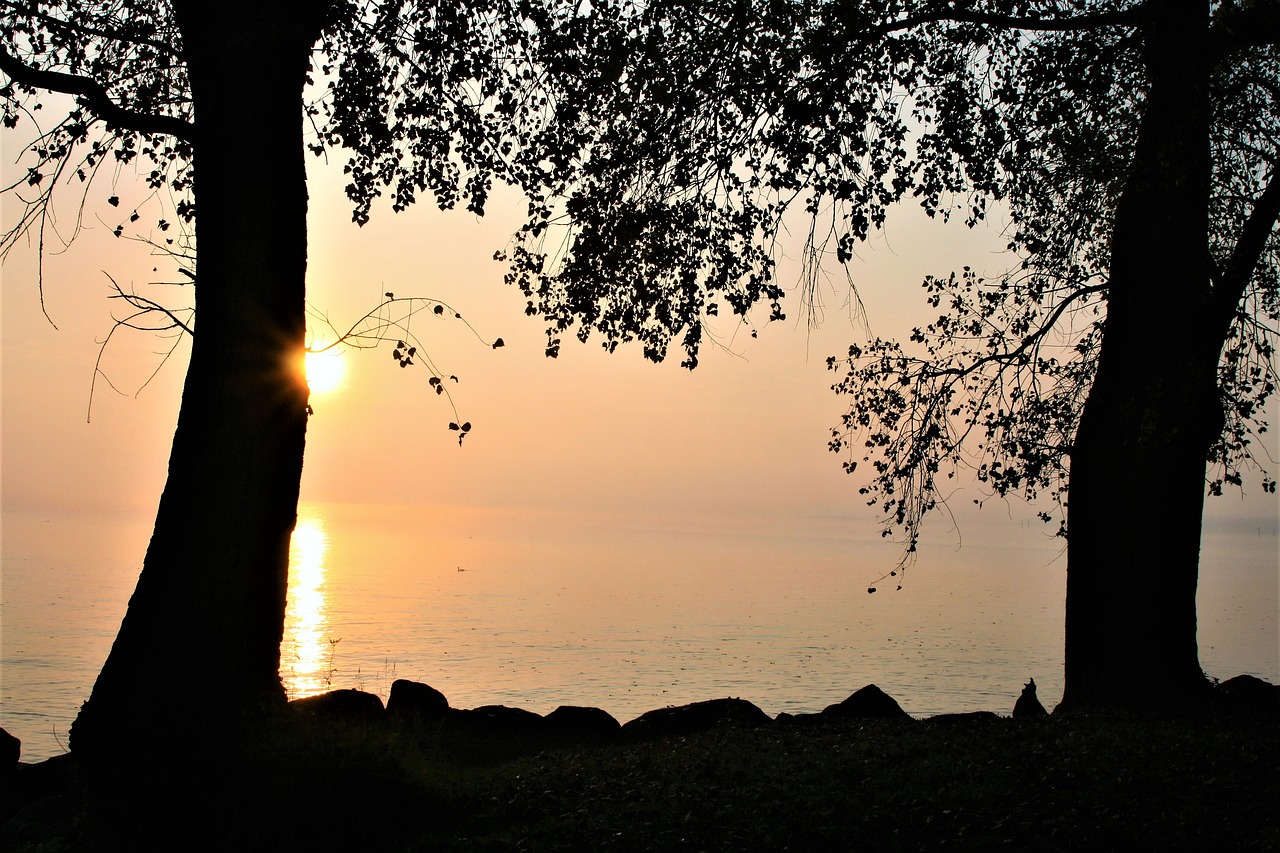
<box><xmin>304</xmin><ymin>348</ymin><xmax>347</xmax><ymax>395</ymax></box>
<box><xmin>285</xmin><ymin>515</ymin><xmax>330</xmax><ymax>698</ymax></box>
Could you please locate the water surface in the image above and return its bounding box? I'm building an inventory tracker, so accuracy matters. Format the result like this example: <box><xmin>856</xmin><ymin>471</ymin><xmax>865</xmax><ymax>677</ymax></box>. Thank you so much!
<box><xmin>3</xmin><ymin>501</ymin><xmax>1275</xmax><ymax>761</ymax></box>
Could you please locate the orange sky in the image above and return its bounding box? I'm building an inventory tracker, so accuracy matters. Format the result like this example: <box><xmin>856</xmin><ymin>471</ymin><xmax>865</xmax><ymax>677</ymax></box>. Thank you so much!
<box><xmin>3</xmin><ymin>136</ymin><xmax>1276</xmax><ymax>551</ymax></box>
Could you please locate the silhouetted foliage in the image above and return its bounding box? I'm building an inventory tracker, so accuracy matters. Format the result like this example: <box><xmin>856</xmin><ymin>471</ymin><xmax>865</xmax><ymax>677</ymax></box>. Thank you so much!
<box><xmin>459</xmin><ymin>0</ymin><xmax>1278</xmax><ymax>709</ymax></box>
<box><xmin>471</xmin><ymin>1</ymin><xmax>1277</xmax><ymax>556</ymax></box>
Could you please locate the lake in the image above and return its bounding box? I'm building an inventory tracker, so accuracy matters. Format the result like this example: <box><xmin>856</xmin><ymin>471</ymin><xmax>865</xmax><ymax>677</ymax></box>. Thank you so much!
<box><xmin>3</xmin><ymin>500</ymin><xmax>1276</xmax><ymax>761</ymax></box>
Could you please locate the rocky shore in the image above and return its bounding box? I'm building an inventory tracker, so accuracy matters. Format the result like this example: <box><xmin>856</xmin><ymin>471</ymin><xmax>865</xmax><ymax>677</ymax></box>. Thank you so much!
<box><xmin>3</xmin><ymin>674</ymin><xmax>1277</xmax><ymax>851</ymax></box>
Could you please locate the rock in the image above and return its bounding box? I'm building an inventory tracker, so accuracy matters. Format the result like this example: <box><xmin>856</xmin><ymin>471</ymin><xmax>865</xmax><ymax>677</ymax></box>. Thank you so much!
<box><xmin>4</xmin><ymin>752</ymin><xmax>77</xmax><ymax>828</ymax></box>
<box><xmin>386</xmin><ymin>679</ymin><xmax>450</xmax><ymax>723</ymax></box>
<box><xmin>10</xmin><ymin>753</ymin><xmax>75</xmax><ymax>802</ymax></box>
<box><xmin>544</xmin><ymin>705</ymin><xmax>622</xmax><ymax>741</ymax></box>
<box><xmin>775</xmin><ymin>711</ymin><xmax>826</xmax><ymax>727</ymax></box>
<box><xmin>621</xmin><ymin>697</ymin><xmax>771</xmax><ymax>740</ymax></box>
<box><xmin>926</xmin><ymin>711</ymin><xmax>1003</xmax><ymax>726</ymax></box>
<box><xmin>290</xmin><ymin>689</ymin><xmax>385</xmax><ymax>722</ymax></box>
<box><xmin>0</xmin><ymin>728</ymin><xmax>18</xmax><ymax>776</ymax></box>
<box><xmin>1013</xmin><ymin>677</ymin><xmax>1049</xmax><ymax>719</ymax></box>
<box><xmin>1217</xmin><ymin>674</ymin><xmax>1280</xmax><ymax>716</ymax></box>
<box><xmin>821</xmin><ymin>684</ymin><xmax>911</xmax><ymax>720</ymax></box>
<box><xmin>444</xmin><ymin>705</ymin><xmax>546</xmax><ymax>739</ymax></box>
<box><xmin>0</xmin><ymin>727</ymin><xmax>19</xmax><ymax>812</ymax></box>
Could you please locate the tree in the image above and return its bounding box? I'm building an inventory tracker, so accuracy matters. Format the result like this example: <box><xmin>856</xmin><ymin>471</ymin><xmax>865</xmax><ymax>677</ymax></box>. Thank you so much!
<box><xmin>497</xmin><ymin>0</ymin><xmax>1279</xmax><ymax>711</ymax></box>
<box><xmin>0</xmin><ymin>0</ymin><xmax>570</xmax><ymax>764</ymax></box>
<box><xmin>5</xmin><ymin>4</ymin><xmax>1274</xmax><ymax>781</ymax></box>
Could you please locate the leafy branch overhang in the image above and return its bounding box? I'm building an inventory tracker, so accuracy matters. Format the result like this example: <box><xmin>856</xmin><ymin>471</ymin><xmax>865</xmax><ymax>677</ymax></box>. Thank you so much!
<box><xmin>0</xmin><ymin>42</ymin><xmax>195</xmax><ymax>142</ymax></box>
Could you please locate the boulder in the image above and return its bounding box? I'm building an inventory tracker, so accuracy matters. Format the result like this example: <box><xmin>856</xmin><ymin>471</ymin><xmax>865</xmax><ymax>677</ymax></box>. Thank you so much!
<box><xmin>1013</xmin><ymin>677</ymin><xmax>1049</xmax><ymax>719</ymax></box>
<box><xmin>821</xmin><ymin>684</ymin><xmax>911</xmax><ymax>720</ymax></box>
<box><xmin>290</xmin><ymin>689</ymin><xmax>385</xmax><ymax>722</ymax></box>
<box><xmin>621</xmin><ymin>697</ymin><xmax>771</xmax><ymax>740</ymax></box>
<box><xmin>1217</xmin><ymin>674</ymin><xmax>1280</xmax><ymax>716</ymax></box>
<box><xmin>444</xmin><ymin>705</ymin><xmax>546</xmax><ymax>739</ymax></box>
<box><xmin>926</xmin><ymin>711</ymin><xmax>1003</xmax><ymax>726</ymax></box>
<box><xmin>774</xmin><ymin>711</ymin><xmax>826</xmax><ymax>727</ymax></box>
<box><xmin>386</xmin><ymin>679</ymin><xmax>450</xmax><ymax>723</ymax></box>
<box><xmin>544</xmin><ymin>705</ymin><xmax>622</xmax><ymax>741</ymax></box>
<box><xmin>10</xmin><ymin>753</ymin><xmax>75</xmax><ymax>799</ymax></box>
<box><xmin>4</xmin><ymin>753</ymin><xmax>77</xmax><ymax>823</ymax></box>
<box><xmin>0</xmin><ymin>727</ymin><xmax>18</xmax><ymax>775</ymax></box>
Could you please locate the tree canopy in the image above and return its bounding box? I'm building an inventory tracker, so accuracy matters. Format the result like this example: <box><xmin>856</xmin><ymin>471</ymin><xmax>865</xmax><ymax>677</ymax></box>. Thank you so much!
<box><xmin>1</xmin><ymin>1</ymin><xmax>576</xmax><ymax>261</ymax></box>
<box><xmin>3</xmin><ymin>0</ymin><xmax>1277</xmax><ymax>747</ymax></box>
<box><xmin>476</xmin><ymin>0</ymin><xmax>1279</xmax><ymax>557</ymax></box>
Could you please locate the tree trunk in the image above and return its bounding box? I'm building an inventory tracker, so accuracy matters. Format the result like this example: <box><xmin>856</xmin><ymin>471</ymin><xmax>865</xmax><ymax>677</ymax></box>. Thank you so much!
<box><xmin>70</xmin><ymin>3</ymin><xmax>330</xmax><ymax>762</ymax></box>
<box><xmin>1059</xmin><ymin>0</ymin><xmax>1219</xmax><ymax>713</ymax></box>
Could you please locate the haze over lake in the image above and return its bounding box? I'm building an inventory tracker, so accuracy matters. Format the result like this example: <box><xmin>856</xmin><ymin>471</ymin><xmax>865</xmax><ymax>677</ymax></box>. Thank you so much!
<box><xmin>4</xmin><ymin>499</ymin><xmax>1275</xmax><ymax>761</ymax></box>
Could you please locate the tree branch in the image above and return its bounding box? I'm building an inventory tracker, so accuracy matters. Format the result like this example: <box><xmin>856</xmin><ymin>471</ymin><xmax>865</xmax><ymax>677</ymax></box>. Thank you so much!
<box><xmin>0</xmin><ymin>43</ymin><xmax>195</xmax><ymax>142</ymax></box>
<box><xmin>858</xmin><ymin>0</ymin><xmax>1147</xmax><ymax>39</ymax></box>
<box><xmin>0</xmin><ymin>1</ymin><xmax>183</xmax><ymax>59</ymax></box>
<box><xmin>106</xmin><ymin>274</ymin><xmax>195</xmax><ymax>338</ymax></box>
<box><xmin>921</xmin><ymin>283</ymin><xmax>1107</xmax><ymax>381</ymax></box>
<box><xmin>1212</xmin><ymin>166</ymin><xmax>1280</xmax><ymax>338</ymax></box>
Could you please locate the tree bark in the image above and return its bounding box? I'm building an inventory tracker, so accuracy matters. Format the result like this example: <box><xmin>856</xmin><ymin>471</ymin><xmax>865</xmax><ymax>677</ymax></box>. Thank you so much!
<box><xmin>1059</xmin><ymin>0</ymin><xmax>1219</xmax><ymax>713</ymax></box>
<box><xmin>70</xmin><ymin>3</ymin><xmax>330</xmax><ymax>762</ymax></box>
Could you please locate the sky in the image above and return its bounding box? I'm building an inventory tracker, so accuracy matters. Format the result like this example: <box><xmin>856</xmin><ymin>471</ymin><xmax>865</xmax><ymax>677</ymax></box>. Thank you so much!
<box><xmin>2</xmin><ymin>127</ymin><xmax>1277</xmax><ymax>552</ymax></box>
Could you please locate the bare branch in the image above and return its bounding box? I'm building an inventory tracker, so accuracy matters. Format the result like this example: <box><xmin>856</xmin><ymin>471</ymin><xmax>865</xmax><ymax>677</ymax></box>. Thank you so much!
<box><xmin>88</xmin><ymin>273</ymin><xmax>194</xmax><ymax>422</ymax></box>
<box><xmin>305</xmin><ymin>294</ymin><xmax>505</xmax><ymax>442</ymax></box>
<box><xmin>105</xmin><ymin>273</ymin><xmax>195</xmax><ymax>337</ymax></box>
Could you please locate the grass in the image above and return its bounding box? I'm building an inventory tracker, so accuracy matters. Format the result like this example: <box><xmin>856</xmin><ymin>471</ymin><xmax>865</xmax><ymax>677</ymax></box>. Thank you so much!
<box><xmin>4</xmin><ymin>710</ymin><xmax>1277</xmax><ymax>852</ymax></box>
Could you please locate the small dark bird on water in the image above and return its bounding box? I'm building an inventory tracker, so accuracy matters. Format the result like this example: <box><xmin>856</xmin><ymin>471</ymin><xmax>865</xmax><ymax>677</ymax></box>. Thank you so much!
<box><xmin>1013</xmin><ymin>677</ymin><xmax>1048</xmax><ymax>718</ymax></box>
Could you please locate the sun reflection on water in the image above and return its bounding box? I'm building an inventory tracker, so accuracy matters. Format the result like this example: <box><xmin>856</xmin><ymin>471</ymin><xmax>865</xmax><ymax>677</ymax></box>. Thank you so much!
<box><xmin>284</xmin><ymin>515</ymin><xmax>331</xmax><ymax>698</ymax></box>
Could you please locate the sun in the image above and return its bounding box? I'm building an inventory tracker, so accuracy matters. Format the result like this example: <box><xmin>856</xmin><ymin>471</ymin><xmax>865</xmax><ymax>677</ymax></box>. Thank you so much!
<box><xmin>304</xmin><ymin>348</ymin><xmax>347</xmax><ymax>395</ymax></box>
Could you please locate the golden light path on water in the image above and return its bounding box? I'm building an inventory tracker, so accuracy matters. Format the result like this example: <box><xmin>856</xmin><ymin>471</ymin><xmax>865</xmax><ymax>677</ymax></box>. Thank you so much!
<box><xmin>284</xmin><ymin>515</ymin><xmax>331</xmax><ymax>698</ymax></box>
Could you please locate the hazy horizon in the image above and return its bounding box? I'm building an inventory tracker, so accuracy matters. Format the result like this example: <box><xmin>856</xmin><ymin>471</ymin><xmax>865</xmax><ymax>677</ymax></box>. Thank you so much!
<box><xmin>4</xmin><ymin>149</ymin><xmax>1277</xmax><ymax>524</ymax></box>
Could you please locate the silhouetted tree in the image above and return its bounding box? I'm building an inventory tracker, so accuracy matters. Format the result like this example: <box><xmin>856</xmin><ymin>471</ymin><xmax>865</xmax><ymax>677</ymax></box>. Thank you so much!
<box><xmin>5</xmin><ymin>4</ymin><xmax>1276</xmax><ymax>770</ymax></box>
<box><xmin>0</xmin><ymin>0</ymin><xmax>569</xmax><ymax>763</ymax></box>
<box><xmin>496</xmin><ymin>0</ymin><xmax>1279</xmax><ymax>712</ymax></box>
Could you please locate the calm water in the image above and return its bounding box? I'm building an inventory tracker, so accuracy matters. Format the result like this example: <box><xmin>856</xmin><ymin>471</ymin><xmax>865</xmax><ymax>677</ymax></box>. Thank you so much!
<box><xmin>3</xmin><ymin>501</ymin><xmax>1276</xmax><ymax>761</ymax></box>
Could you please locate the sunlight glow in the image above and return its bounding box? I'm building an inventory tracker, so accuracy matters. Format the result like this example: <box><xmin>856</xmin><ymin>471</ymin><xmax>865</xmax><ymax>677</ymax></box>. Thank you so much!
<box><xmin>285</xmin><ymin>515</ymin><xmax>331</xmax><ymax>698</ymax></box>
<box><xmin>304</xmin><ymin>348</ymin><xmax>347</xmax><ymax>395</ymax></box>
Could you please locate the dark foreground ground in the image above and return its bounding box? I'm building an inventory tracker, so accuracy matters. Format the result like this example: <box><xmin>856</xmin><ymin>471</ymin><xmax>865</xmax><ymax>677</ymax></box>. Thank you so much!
<box><xmin>3</xmin><ymin>706</ymin><xmax>1277</xmax><ymax>852</ymax></box>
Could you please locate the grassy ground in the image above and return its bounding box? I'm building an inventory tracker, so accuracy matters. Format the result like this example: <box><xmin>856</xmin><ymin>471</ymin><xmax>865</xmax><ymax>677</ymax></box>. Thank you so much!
<box><xmin>4</xmin><ymin>710</ymin><xmax>1277</xmax><ymax>851</ymax></box>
